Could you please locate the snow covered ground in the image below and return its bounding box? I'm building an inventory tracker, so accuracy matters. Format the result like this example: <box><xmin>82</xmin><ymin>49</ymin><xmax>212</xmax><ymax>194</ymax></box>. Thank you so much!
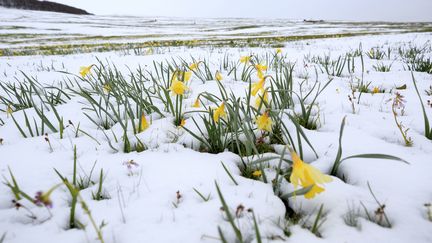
<box><xmin>0</xmin><ymin>8</ymin><xmax>432</xmax><ymax>243</ymax></box>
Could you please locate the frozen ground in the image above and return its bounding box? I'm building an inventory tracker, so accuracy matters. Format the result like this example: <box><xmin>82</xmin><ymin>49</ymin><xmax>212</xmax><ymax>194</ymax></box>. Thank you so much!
<box><xmin>0</xmin><ymin>8</ymin><xmax>432</xmax><ymax>243</ymax></box>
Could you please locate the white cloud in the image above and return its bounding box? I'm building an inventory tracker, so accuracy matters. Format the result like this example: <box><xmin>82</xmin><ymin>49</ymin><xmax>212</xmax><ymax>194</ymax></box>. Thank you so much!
<box><xmin>53</xmin><ymin>0</ymin><xmax>432</xmax><ymax>21</ymax></box>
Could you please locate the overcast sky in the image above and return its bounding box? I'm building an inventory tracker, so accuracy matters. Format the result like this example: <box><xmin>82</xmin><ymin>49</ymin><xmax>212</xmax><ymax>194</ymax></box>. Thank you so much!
<box><xmin>53</xmin><ymin>0</ymin><xmax>432</xmax><ymax>22</ymax></box>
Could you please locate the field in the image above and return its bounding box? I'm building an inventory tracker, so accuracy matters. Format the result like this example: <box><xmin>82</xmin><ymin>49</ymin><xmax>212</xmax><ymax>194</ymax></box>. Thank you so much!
<box><xmin>1</xmin><ymin>7</ymin><xmax>432</xmax><ymax>243</ymax></box>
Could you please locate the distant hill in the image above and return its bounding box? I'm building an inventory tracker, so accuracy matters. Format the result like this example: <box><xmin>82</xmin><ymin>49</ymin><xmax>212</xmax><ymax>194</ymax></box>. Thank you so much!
<box><xmin>0</xmin><ymin>0</ymin><xmax>91</xmax><ymax>15</ymax></box>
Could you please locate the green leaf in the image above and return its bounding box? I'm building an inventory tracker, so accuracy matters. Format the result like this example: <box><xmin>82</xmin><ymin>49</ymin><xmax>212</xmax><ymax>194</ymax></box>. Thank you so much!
<box><xmin>280</xmin><ymin>185</ymin><xmax>313</xmax><ymax>200</ymax></box>
<box><xmin>215</xmin><ymin>182</ymin><xmax>243</xmax><ymax>243</ymax></box>
<box><xmin>340</xmin><ymin>154</ymin><xmax>409</xmax><ymax>165</ymax></box>
<box><xmin>330</xmin><ymin>116</ymin><xmax>346</xmax><ymax>175</ymax></box>
<box><xmin>412</xmin><ymin>72</ymin><xmax>431</xmax><ymax>139</ymax></box>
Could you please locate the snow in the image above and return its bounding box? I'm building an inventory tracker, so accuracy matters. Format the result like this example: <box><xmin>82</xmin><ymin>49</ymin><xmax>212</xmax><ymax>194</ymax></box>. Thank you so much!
<box><xmin>1</xmin><ymin>8</ymin><xmax>432</xmax><ymax>243</ymax></box>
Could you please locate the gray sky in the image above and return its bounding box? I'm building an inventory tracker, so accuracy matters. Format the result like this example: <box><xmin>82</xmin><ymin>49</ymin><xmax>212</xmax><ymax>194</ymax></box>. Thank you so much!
<box><xmin>53</xmin><ymin>0</ymin><xmax>432</xmax><ymax>21</ymax></box>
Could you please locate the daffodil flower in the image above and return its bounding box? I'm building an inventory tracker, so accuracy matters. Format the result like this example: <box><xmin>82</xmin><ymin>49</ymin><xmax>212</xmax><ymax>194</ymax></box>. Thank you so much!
<box><xmin>255</xmin><ymin>90</ymin><xmax>269</xmax><ymax>108</ymax></box>
<box><xmin>79</xmin><ymin>65</ymin><xmax>93</xmax><ymax>78</ymax></box>
<box><xmin>215</xmin><ymin>71</ymin><xmax>223</xmax><ymax>81</ymax></box>
<box><xmin>189</xmin><ymin>62</ymin><xmax>199</xmax><ymax>70</ymax></box>
<box><xmin>252</xmin><ymin>170</ymin><xmax>262</xmax><ymax>177</ymax></box>
<box><xmin>289</xmin><ymin>149</ymin><xmax>332</xmax><ymax>199</ymax></box>
<box><xmin>172</xmin><ymin>70</ymin><xmax>191</xmax><ymax>82</ymax></box>
<box><xmin>192</xmin><ymin>97</ymin><xmax>201</xmax><ymax>108</ymax></box>
<box><xmin>138</xmin><ymin>114</ymin><xmax>149</xmax><ymax>132</ymax></box>
<box><xmin>103</xmin><ymin>83</ymin><xmax>111</xmax><ymax>93</ymax></box>
<box><xmin>251</xmin><ymin>77</ymin><xmax>266</xmax><ymax>96</ymax></box>
<box><xmin>255</xmin><ymin>64</ymin><xmax>267</xmax><ymax>72</ymax></box>
<box><xmin>255</xmin><ymin>64</ymin><xmax>267</xmax><ymax>79</ymax></box>
<box><xmin>240</xmin><ymin>56</ymin><xmax>251</xmax><ymax>64</ymax></box>
<box><xmin>372</xmin><ymin>87</ymin><xmax>380</xmax><ymax>94</ymax></box>
<box><xmin>180</xmin><ymin>118</ymin><xmax>186</xmax><ymax>127</ymax></box>
<box><xmin>6</xmin><ymin>105</ymin><xmax>13</xmax><ymax>117</ymax></box>
<box><xmin>169</xmin><ymin>79</ymin><xmax>188</xmax><ymax>96</ymax></box>
<box><xmin>183</xmin><ymin>71</ymin><xmax>192</xmax><ymax>82</ymax></box>
<box><xmin>276</xmin><ymin>48</ymin><xmax>282</xmax><ymax>54</ymax></box>
<box><xmin>213</xmin><ymin>102</ymin><xmax>226</xmax><ymax>123</ymax></box>
<box><xmin>255</xmin><ymin>111</ymin><xmax>272</xmax><ymax>132</ymax></box>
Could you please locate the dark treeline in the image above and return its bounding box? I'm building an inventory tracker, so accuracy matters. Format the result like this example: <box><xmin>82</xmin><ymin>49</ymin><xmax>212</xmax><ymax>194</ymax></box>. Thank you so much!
<box><xmin>0</xmin><ymin>0</ymin><xmax>91</xmax><ymax>15</ymax></box>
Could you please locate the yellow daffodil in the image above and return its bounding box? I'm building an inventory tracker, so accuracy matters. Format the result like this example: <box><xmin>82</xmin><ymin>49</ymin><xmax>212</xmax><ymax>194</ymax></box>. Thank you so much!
<box><xmin>257</xmin><ymin>70</ymin><xmax>264</xmax><ymax>79</ymax></box>
<box><xmin>289</xmin><ymin>149</ymin><xmax>332</xmax><ymax>199</ymax></box>
<box><xmin>169</xmin><ymin>79</ymin><xmax>188</xmax><ymax>96</ymax></box>
<box><xmin>180</xmin><ymin>118</ymin><xmax>186</xmax><ymax>127</ymax></box>
<box><xmin>172</xmin><ymin>70</ymin><xmax>191</xmax><ymax>82</ymax></box>
<box><xmin>255</xmin><ymin>111</ymin><xmax>272</xmax><ymax>132</ymax></box>
<box><xmin>251</xmin><ymin>77</ymin><xmax>266</xmax><ymax>96</ymax></box>
<box><xmin>103</xmin><ymin>83</ymin><xmax>111</xmax><ymax>93</ymax></box>
<box><xmin>215</xmin><ymin>71</ymin><xmax>223</xmax><ymax>81</ymax></box>
<box><xmin>255</xmin><ymin>64</ymin><xmax>267</xmax><ymax>72</ymax></box>
<box><xmin>255</xmin><ymin>90</ymin><xmax>269</xmax><ymax>108</ymax></box>
<box><xmin>213</xmin><ymin>102</ymin><xmax>226</xmax><ymax>123</ymax></box>
<box><xmin>255</xmin><ymin>64</ymin><xmax>267</xmax><ymax>79</ymax></box>
<box><xmin>276</xmin><ymin>48</ymin><xmax>282</xmax><ymax>54</ymax></box>
<box><xmin>146</xmin><ymin>48</ymin><xmax>154</xmax><ymax>55</ymax></box>
<box><xmin>189</xmin><ymin>62</ymin><xmax>199</xmax><ymax>70</ymax></box>
<box><xmin>192</xmin><ymin>97</ymin><xmax>201</xmax><ymax>108</ymax></box>
<box><xmin>79</xmin><ymin>65</ymin><xmax>93</xmax><ymax>78</ymax></box>
<box><xmin>6</xmin><ymin>105</ymin><xmax>13</xmax><ymax>117</ymax></box>
<box><xmin>240</xmin><ymin>56</ymin><xmax>251</xmax><ymax>64</ymax></box>
<box><xmin>372</xmin><ymin>87</ymin><xmax>380</xmax><ymax>94</ymax></box>
<box><xmin>138</xmin><ymin>114</ymin><xmax>150</xmax><ymax>132</ymax></box>
<box><xmin>177</xmin><ymin>71</ymin><xmax>192</xmax><ymax>82</ymax></box>
<box><xmin>252</xmin><ymin>170</ymin><xmax>262</xmax><ymax>177</ymax></box>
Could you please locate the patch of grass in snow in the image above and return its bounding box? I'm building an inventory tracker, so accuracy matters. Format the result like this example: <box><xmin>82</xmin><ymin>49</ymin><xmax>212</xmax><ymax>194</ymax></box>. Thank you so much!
<box><xmin>372</xmin><ymin>62</ymin><xmax>392</xmax><ymax>72</ymax></box>
<box><xmin>399</xmin><ymin>42</ymin><xmax>432</xmax><ymax>74</ymax></box>
<box><xmin>366</xmin><ymin>47</ymin><xmax>388</xmax><ymax>60</ymax></box>
<box><xmin>310</xmin><ymin>53</ymin><xmax>349</xmax><ymax>77</ymax></box>
<box><xmin>2</xmin><ymin>28</ymin><xmax>432</xmax><ymax>57</ymax></box>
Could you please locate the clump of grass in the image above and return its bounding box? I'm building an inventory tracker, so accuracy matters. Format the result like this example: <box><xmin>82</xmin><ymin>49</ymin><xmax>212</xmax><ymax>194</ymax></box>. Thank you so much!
<box><xmin>399</xmin><ymin>43</ymin><xmax>432</xmax><ymax>74</ymax></box>
<box><xmin>313</xmin><ymin>54</ymin><xmax>347</xmax><ymax>77</ymax></box>
<box><xmin>269</xmin><ymin>63</ymin><xmax>294</xmax><ymax>109</ymax></box>
<box><xmin>373</xmin><ymin>62</ymin><xmax>392</xmax><ymax>72</ymax></box>
<box><xmin>343</xmin><ymin>203</ymin><xmax>361</xmax><ymax>228</ymax></box>
<box><xmin>366</xmin><ymin>47</ymin><xmax>386</xmax><ymax>60</ymax></box>
<box><xmin>293</xmin><ymin>77</ymin><xmax>333</xmax><ymax>130</ymax></box>
<box><xmin>55</xmin><ymin>158</ymin><xmax>107</xmax><ymax>242</ymax></box>
<box><xmin>92</xmin><ymin>169</ymin><xmax>110</xmax><ymax>201</ymax></box>
<box><xmin>2</xmin><ymin>73</ymin><xmax>68</xmax><ymax>138</ymax></box>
